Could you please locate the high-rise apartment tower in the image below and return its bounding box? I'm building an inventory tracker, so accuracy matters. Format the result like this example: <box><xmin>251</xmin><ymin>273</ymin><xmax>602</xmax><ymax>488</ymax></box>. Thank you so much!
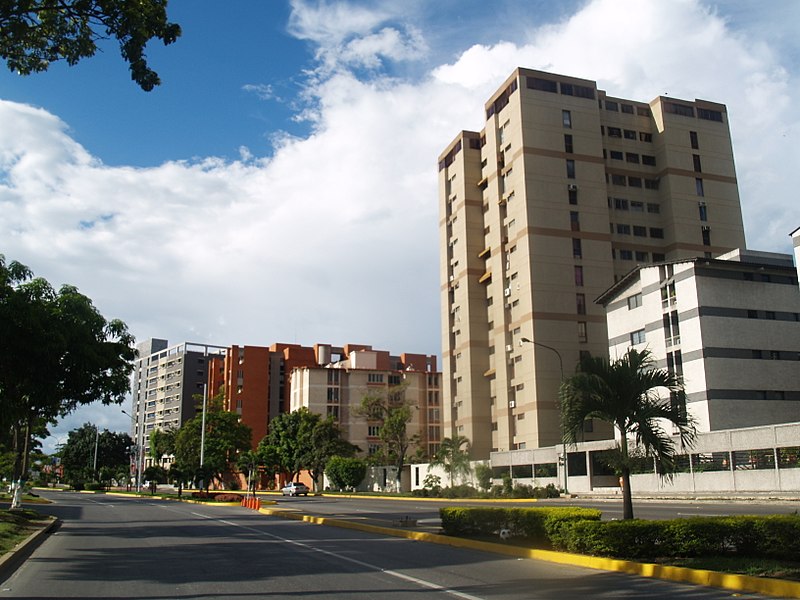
<box><xmin>439</xmin><ymin>68</ymin><xmax>746</xmax><ymax>458</ymax></box>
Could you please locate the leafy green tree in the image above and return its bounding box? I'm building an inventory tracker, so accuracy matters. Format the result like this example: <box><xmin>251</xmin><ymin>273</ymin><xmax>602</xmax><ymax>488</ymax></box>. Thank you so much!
<box><xmin>0</xmin><ymin>0</ymin><xmax>181</xmax><ymax>91</ymax></box>
<box><xmin>325</xmin><ymin>456</ymin><xmax>366</xmax><ymax>491</ymax></box>
<box><xmin>260</xmin><ymin>408</ymin><xmax>318</xmax><ymax>482</ymax></box>
<box><xmin>359</xmin><ymin>384</ymin><xmax>418</xmax><ymax>491</ymax></box>
<box><xmin>173</xmin><ymin>406</ymin><xmax>251</xmax><ymax>490</ymax></box>
<box><xmin>60</xmin><ymin>423</ymin><xmax>132</xmax><ymax>487</ymax></box>
<box><xmin>236</xmin><ymin>450</ymin><xmax>261</xmax><ymax>496</ymax></box>
<box><xmin>307</xmin><ymin>417</ymin><xmax>358</xmax><ymax>492</ymax></box>
<box><xmin>148</xmin><ymin>426</ymin><xmax>177</xmax><ymax>464</ymax></box>
<box><xmin>559</xmin><ymin>348</ymin><xmax>696</xmax><ymax>520</ymax></box>
<box><xmin>429</xmin><ymin>435</ymin><xmax>471</xmax><ymax>487</ymax></box>
<box><xmin>474</xmin><ymin>462</ymin><xmax>492</xmax><ymax>492</ymax></box>
<box><xmin>0</xmin><ymin>255</ymin><xmax>135</xmax><ymax>507</ymax></box>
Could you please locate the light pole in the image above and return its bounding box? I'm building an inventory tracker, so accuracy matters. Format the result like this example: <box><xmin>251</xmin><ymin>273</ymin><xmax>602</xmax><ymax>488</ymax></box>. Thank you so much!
<box><xmin>519</xmin><ymin>337</ymin><xmax>568</xmax><ymax>494</ymax></box>
<box><xmin>92</xmin><ymin>424</ymin><xmax>99</xmax><ymax>479</ymax></box>
<box><xmin>121</xmin><ymin>409</ymin><xmax>143</xmax><ymax>492</ymax></box>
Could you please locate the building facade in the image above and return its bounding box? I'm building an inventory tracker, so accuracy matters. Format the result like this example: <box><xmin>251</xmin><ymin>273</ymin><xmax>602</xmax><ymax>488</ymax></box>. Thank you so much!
<box><xmin>130</xmin><ymin>339</ymin><xmax>226</xmax><ymax>470</ymax></box>
<box><xmin>208</xmin><ymin>343</ymin><xmax>320</xmax><ymax>448</ymax></box>
<box><xmin>290</xmin><ymin>347</ymin><xmax>442</xmax><ymax>459</ymax></box>
<box><xmin>598</xmin><ymin>249</ymin><xmax>800</xmax><ymax>431</ymax></box>
<box><xmin>439</xmin><ymin>68</ymin><xmax>746</xmax><ymax>458</ymax></box>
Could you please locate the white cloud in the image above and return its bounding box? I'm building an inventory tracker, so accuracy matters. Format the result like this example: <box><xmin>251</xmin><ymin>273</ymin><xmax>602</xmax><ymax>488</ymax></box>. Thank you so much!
<box><xmin>3</xmin><ymin>0</ymin><xmax>798</xmax><ymax>451</ymax></box>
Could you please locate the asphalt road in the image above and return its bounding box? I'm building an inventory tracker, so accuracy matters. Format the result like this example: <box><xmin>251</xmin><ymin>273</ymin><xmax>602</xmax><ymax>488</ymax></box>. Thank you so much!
<box><xmin>273</xmin><ymin>494</ymin><xmax>800</xmax><ymax>531</ymax></box>
<box><xmin>0</xmin><ymin>491</ymin><xmax>785</xmax><ymax>599</ymax></box>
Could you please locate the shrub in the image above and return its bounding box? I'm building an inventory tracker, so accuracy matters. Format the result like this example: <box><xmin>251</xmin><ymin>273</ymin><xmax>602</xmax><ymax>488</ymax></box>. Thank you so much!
<box><xmin>84</xmin><ymin>481</ymin><xmax>104</xmax><ymax>491</ymax></box>
<box><xmin>213</xmin><ymin>493</ymin><xmax>244</xmax><ymax>502</ymax></box>
<box><xmin>440</xmin><ymin>506</ymin><xmax>601</xmax><ymax>545</ymax></box>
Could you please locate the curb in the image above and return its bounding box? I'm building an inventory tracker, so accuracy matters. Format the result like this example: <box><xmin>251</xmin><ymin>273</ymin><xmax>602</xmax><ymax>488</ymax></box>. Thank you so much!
<box><xmin>0</xmin><ymin>517</ymin><xmax>59</xmax><ymax>583</ymax></box>
<box><xmin>256</xmin><ymin>507</ymin><xmax>800</xmax><ymax>599</ymax></box>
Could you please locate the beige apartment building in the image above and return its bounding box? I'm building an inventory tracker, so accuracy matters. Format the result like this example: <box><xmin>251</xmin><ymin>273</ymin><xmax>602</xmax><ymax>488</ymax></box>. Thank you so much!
<box><xmin>598</xmin><ymin>249</ymin><xmax>800</xmax><ymax>432</ymax></box>
<box><xmin>289</xmin><ymin>347</ymin><xmax>442</xmax><ymax>460</ymax></box>
<box><xmin>439</xmin><ymin>68</ymin><xmax>746</xmax><ymax>458</ymax></box>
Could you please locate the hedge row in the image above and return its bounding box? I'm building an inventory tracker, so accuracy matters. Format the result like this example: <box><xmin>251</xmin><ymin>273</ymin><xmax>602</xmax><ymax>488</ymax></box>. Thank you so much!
<box><xmin>561</xmin><ymin>515</ymin><xmax>800</xmax><ymax>561</ymax></box>
<box><xmin>440</xmin><ymin>507</ymin><xmax>800</xmax><ymax>562</ymax></box>
<box><xmin>439</xmin><ymin>506</ymin><xmax>601</xmax><ymax>546</ymax></box>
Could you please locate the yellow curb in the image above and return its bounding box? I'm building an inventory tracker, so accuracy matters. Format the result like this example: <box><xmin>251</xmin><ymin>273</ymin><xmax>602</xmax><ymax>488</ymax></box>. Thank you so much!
<box><xmin>319</xmin><ymin>494</ymin><xmax>537</xmax><ymax>503</ymax></box>
<box><xmin>256</xmin><ymin>508</ymin><xmax>800</xmax><ymax>599</ymax></box>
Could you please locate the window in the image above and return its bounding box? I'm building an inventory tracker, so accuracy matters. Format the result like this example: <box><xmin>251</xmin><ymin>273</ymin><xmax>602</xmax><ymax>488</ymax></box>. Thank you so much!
<box><xmin>611</xmin><ymin>174</ymin><xmax>626</xmax><ymax>186</ymax></box>
<box><xmin>561</xmin><ymin>83</ymin><xmax>595</xmax><ymax>99</ymax></box>
<box><xmin>630</xmin><ymin>200</ymin><xmax>644</xmax><ymax>212</ymax></box>
<box><xmin>626</xmin><ymin>152</ymin><xmax>640</xmax><ymax>164</ymax></box>
<box><xmin>367</xmin><ymin>373</ymin><xmax>384</xmax><ymax>383</ymax></box>
<box><xmin>614</xmin><ymin>197</ymin><xmax>628</xmax><ymax>210</ymax></box>
<box><xmin>609</xmin><ymin>150</ymin><xmax>623</xmax><ymax>160</ymax></box>
<box><xmin>635</xmin><ymin>251</ymin><xmax>648</xmax><ymax>262</ymax></box>
<box><xmin>624</xmin><ymin>129</ymin><xmax>636</xmax><ymax>140</ymax></box>
<box><xmin>621</xmin><ymin>103</ymin><xmax>634</xmax><ymax>114</ymax></box>
<box><xmin>564</xmin><ymin>134</ymin><xmax>573</xmax><ymax>153</ymax></box>
<box><xmin>605</xmin><ymin>100</ymin><xmax>619</xmax><ymax>111</ymax></box>
<box><xmin>570</xmin><ymin>211</ymin><xmax>580</xmax><ymax>231</ymax></box>
<box><xmin>577</xmin><ymin>322</ymin><xmax>588</xmax><ymax>343</ymax></box>
<box><xmin>698</xmin><ymin>202</ymin><xmax>708</xmax><ymax>221</ymax></box>
<box><xmin>701</xmin><ymin>226</ymin><xmax>711</xmax><ymax>246</ymax></box>
<box><xmin>693</xmin><ymin>154</ymin><xmax>702</xmax><ymax>172</ymax></box>
<box><xmin>568</xmin><ymin>187</ymin><xmax>578</xmax><ymax>205</ymax></box>
<box><xmin>630</xmin><ymin>329</ymin><xmax>646</xmax><ymax>345</ymax></box>
<box><xmin>665</xmin><ymin>102</ymin><xmax>695</xmax><ymax>117</ymax></box>
<box><xmin>628</xmin><ymin>176</ymin><xmax>642</xmax><ymax>188</ymax></box>
<box><xmin>639</xmin><ymin>132</ymin><xmax>653</xmax><ymax>142</ymax></box>
<box><xmin>653</xmin><ymin>252</ymin><xmax>666</xmax><ymax>262</ymax></box>
<box><xmin>620</xmin><ymin>249</ymin><xmax>633</xmax><ymax>260</ymax></box>
<box><xmin>616</xmin><ymin>223</ymin><xmax>631</xmax><ymax>235</ymax></box>
<box><xmin>576</xmin><ymin>293</ymin><xmax>586</xmax><ymax>315</ymax></box>
<box><xmin>697</xmin><ymin>107</ymin><xmax>723</xmax><ymax>122</ymax></box>
<box><xmin>566</xmin><ymin>159</ymin><xmax>575</xmax><ymax>179</ymax></box>
<box><xmin>650</xmin><ymin>227</ymin><xmax>664</xmax><ymax>239</ymax></box>
<box><xmin>607</xmin><ymin>126</ymin><xmax>622</xmax><ymax>138</ymax></box>
<box><xmin>690</xmin><ymin>131</ymin><xmax>699</xmax><ymax>149</ymax></box>
<box><xmin>644</xmin><ymin>178</ymin><xmax>660</xmax><ymax>190</ymax></box>
<box><xmin>633</xmin><ymin>225</ymin><xmax>647</xmax><ymax>237</ymax></box>
<box><xmin>574</xmin><ymin>265</ymin><xmax>584</xmax><ymax>286</ymax></box>
<box><xmin>562</xmin><ymin>110</ymin><xmax>572</xmax><ymax>128</ymax></box>
<box><xmin>642</xmin><ymin>155</ymin><xmax>656</xmax><ymax>166</ymax></box>
<box><xmin>528</xmin><ymin>76</ymin><xmax>558</xmax><ymax>92</ymax></box>
<box><xmin>627</xmin><ymin>293</ymin><xmax>642</xmax><ymax>309</ymax></box>
<box><xmin>695</xmin><ymin>178</ymin><xmax>705</xmax><ymax>197</ymax></box>
<box><xmin>572</xmin><ymin>238</ymin><xmax>582</xmax><ymax>258</ymax></box>
<box><xmin>647</xmin><ymin>203</ymin><xmax>660</xmax><ymax>214</ymax></box>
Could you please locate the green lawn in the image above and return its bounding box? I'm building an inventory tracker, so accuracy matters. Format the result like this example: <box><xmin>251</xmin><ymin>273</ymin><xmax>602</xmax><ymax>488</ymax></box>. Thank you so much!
<box><xmin>0</xmin><ymin>508</ymin><xmax>50</xmax><ymax>555</ymax></box>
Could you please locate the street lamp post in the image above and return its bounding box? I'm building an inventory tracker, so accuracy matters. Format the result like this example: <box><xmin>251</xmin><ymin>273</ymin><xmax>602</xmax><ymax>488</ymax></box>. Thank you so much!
<box><xmin>519</xmin><ymin>337</ymin><xmax>569</xmax><ymax>494</ymax></box>
<box><xmin>121</xmin><ymin>409</ymin><xmax>143</xmax><ymax>492</ymax></box>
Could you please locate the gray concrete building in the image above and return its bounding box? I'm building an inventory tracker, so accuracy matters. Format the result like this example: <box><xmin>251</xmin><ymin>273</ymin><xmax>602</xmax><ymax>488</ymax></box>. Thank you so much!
<box><xmin>597</xmin><ymin>249</ymin><xmax>800</xmax><ymax>432</ymax></box>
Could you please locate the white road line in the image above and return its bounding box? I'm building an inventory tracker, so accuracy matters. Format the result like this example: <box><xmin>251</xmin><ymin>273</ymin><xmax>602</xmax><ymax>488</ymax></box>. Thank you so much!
<box><xmin>185</xmin><ymin>510</ymin><xmax>485</xmax><ymax>600</ymax></box>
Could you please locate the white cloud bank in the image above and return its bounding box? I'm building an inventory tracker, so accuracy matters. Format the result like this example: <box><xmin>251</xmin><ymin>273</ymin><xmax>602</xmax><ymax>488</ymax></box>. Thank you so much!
<box><xmin>1</xmin><ymin>0</ymin><xmax>797</xmax><ymax>448</ymax></box>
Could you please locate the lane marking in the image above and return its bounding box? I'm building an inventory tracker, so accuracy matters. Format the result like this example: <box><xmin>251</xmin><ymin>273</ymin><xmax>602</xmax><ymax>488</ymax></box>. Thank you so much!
<box><xmin>185</xmin><ymin>509</ymin><xmax>485</xmax><ymax>600</ymax></box>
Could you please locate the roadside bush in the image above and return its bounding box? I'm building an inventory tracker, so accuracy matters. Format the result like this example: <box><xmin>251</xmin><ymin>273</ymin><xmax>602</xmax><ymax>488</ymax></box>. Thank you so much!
<box><xmin>84</xmin><ymin>481</ymin><xmax>104</xmax><ymax>491</ymax></box>
<box><xmin>440</xmin><ymin>506</ymin><xmax>601</xmax><ymax>545</ymax></box>
<box><xmin>554</xmin><ymin>514</ymin><xmax>800</xmax><ymax>561</ymax></box>
<box><xmin>190</xmin><ymin>491</ymin><xmax>243</xmax><ymax>502</ymax></box>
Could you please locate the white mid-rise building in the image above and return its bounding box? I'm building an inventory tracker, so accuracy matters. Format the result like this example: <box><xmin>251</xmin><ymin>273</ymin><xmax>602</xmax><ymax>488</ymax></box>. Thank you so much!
<box><xmin>597</xmin><ymin>249</ymin><xmax>800</xmax><ymax>432</ymax></box>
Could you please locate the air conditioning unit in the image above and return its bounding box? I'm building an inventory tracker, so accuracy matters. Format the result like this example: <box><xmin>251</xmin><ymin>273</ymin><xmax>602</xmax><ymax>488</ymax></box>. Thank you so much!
<box><xmin>504</xmin><ymin>287</ymin><xmax>511</xmax><ymax>297</ymax></box>
<box><xmin>505</xmin><ymin>344</ymin><xmax>513</xmax><ymax>352</ymax></box>
<box><xmin>449</xmin><ymin>275</ymin><xmax>454</xmax><ymax>282</ymax></box>
<box><xmin>568</xmin><ymin>184</ymin><xmax>578</xmax><ymax>191</ymax></box>
<box><xmin>509</xmin><ymin>400</ymin><xmax>516</xmax><ymax>408</ymax></box>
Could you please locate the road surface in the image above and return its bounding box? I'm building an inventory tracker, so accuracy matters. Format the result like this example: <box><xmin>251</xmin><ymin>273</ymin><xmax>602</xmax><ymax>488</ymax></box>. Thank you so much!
<box><xmin>0</xmin><ymin>491</ymin><xmax>784</xmax><ymax>599</ymax></box>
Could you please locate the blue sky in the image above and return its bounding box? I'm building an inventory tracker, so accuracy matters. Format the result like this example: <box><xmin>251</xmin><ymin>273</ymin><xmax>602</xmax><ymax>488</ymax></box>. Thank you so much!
<box><xmin>1</xmin><ymin>0</ymin><xmax>798</xmax><ymax>451</ymax></box>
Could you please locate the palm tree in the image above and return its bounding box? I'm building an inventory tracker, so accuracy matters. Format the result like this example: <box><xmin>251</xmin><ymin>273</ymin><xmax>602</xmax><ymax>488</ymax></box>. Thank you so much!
<box><xmin>559</xmin><ymin>348</ymin><xmax>695</xmax><ymax>519</ymax></box>
<box><xmin>430</xmin><ymin>435</ymin><xmax>471</xmax><ymax>487</ymax></box>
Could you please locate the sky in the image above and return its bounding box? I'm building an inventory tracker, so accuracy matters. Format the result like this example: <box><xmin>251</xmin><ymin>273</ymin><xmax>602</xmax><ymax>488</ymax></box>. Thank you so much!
<box><xmin>1</xmin><ymin>0</ymin><xmax>798</xmax><ymax>453</ymax></box>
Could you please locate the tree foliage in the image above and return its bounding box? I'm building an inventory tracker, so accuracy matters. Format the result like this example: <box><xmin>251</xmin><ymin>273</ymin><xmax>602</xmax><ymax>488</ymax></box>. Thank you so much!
<box><xmin>326</xmin><ymin>456</ymin><xmax>366</xmax><ymax>491</ymax></box>
<box><xmin>358</xmin><ymin>383</ymin><xmax>418</xmax><ymax>489</ymax></box>
<box><xmin>60</xmin><ymin>423</ymin><xmax>132</xmax><ymax>486</ymax></box>
<box><xmin>259</xmin><ymin>408</ymin><xmax>318</xmax><ymax>483</ymax></box>
<box><xmin>0</xmin><ymin>255</ymin><xmax>135</xmax><ymax>507</ymax></box>
<box><xmin>173</xmin><ymin>402</ymin><xmax>252</xmax><ymax>489</ymax></box>
<box><xmin>559</xmin><ymin>348</ymin><xmax>696</xmax><ymax>519</ymax></box>
<box><xmin>148</xmin><ymin>426</ymin><xmax>177</xmax><ymax>462</ymax></box>
<box><xmin>429</xmin><ymin>435</ymin><xmax>472</xmax><ymax>487</ymax></box>
<box><xmin>0</xmin><ymin>0</ymin><xmax>181</xmax><ymax>90</ymax></box>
